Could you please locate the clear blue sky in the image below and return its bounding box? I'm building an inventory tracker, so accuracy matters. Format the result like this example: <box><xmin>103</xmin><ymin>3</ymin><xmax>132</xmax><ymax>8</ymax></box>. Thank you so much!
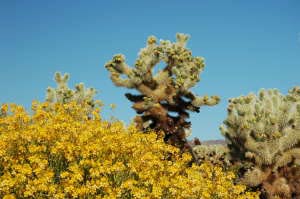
<box><xmin>1</xmin><ymin>0</ymin><xmax>299</xmax><ymax>140</ymax></box>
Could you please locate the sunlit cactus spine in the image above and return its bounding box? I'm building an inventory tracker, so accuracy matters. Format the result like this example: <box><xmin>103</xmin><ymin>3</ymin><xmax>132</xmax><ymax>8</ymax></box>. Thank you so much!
<box><xmin>193</xmin><ymin>144</ymin><xmax>231</xmax><ymax>167</ymax></box>
<box><xmin>220</xmin><ymin>86</ymin><xmax>300</xmax><ymax>199</ymax></box>
<box><xmin>45</xmin><ymin>72</ymin><xmax>103</xmax><ymax>115</ymax></box>
<box><xmin>105</xmin><ymin>33</ymin><xmax>220</xmax><ymax>154</ymax></box>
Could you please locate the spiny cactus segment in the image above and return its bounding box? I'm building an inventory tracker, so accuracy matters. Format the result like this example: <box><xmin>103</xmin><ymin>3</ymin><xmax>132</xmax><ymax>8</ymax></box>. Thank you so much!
<box><xmin>220</xmin><ymin>86</ymin><xmax>300</xmax><ymax>199</ymax></box>
<box><xmin>193</xmin><ymin>144</ymin><xmax>231</xmax><ymax>167</ymax></box>
<box><xmin>105</xmin><ymin>33</ymin><xmax>220</xmax><ymax>153</ymax></box>
<box><xmin>45</xmin><ymin>72</ymin><xmax>103</xmax><ymax>114</ymax></box>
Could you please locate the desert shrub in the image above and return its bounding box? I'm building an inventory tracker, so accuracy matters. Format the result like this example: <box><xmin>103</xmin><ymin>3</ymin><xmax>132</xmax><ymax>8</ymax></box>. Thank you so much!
<box><xmin>0</xmin><ymin>102</ymin><xmax>259</xmax><ymax>199</ymax></box>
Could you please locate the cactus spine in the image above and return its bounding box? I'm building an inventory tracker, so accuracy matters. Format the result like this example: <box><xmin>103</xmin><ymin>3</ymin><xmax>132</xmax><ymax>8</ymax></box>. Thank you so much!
<box><xmin>193</xmin><ymin>144</ymin><xmax>231</xmax><ymax>167</ymax></box>
<box><xmin>220</xmin><ymin>86</ymin><xmax>300</xmax><ymax>199</ymax></box>
<box><xmin>45</xmin><ymin>72</ymin><xmax>103</xmax><ymax>115</ymax></box>
<box><xmin>105</xmin><ymin>33</ymin><xmax>219</xmax><ymax>152</ymax></box>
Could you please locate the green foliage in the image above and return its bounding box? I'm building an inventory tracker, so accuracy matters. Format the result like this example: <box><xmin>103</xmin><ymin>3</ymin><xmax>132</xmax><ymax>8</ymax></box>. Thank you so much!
<box><xmin>220</xmin><ymin>86</ymin><xmax>300</xmax><ymax>199</ymax></box>
<box><xmin>105</xmin><ymin>33</ymin><xmax>219</xmax><ymax>153</ymax></box>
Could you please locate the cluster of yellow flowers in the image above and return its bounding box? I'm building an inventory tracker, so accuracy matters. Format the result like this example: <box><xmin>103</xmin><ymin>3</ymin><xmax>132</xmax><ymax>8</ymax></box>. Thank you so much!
<box><xmin>0</xmin><ymin>102</ymin><xmax>259</xmax><ymax>199</ymax></box>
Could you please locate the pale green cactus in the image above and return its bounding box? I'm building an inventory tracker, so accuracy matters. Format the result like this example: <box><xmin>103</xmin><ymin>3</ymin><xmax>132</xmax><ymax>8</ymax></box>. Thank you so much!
<box><xmin>193</xmin><ymin>144</ymin><xmax>231</xmax><ymax>167</ymax></box>
<box><xmin>105</xmin><ymin>33</ymin><xmax>219</xmax><ymax>153</ymax></box>
<box><xmin>220</xmin><ymin>86</ymin><xmax>300</xmax><ymax>199</ymax></box>
<box><xmin>46</xmin><ymin>72</ymin><xmax>103</xmax><ymax>113</ymax></box>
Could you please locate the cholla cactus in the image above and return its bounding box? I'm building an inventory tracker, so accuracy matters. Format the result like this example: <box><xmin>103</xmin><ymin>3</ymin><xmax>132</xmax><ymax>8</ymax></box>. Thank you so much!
<box><xmin>193</xmin><ymin>144</ymin><xmax>231</xmax><ymax>167</ymax></box>
<box><xmin>105</xmin><ymin>33</ymin><xmax>219</xmax><ymax>152</ymax></box>
<box><xmin>220</xmin><ymin>86</ymin><xmax>300</xmax><ymax>199</ymax></box>
<box><xmin>45</xmin><ymin>72</ymin><xmax>103</xmax><ymax>114</ymax></box>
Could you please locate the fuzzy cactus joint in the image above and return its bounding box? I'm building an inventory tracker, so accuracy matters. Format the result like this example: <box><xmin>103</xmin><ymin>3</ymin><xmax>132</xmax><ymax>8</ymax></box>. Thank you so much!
<box><xmin>220</xmin><ymin>87</ymin><xmax>300</xmax><ymax>198</ymax></box>
<box><xmin>105</xmin><ymin>33</ymin><xmax>220</xmax><ymax>156</ymax></box>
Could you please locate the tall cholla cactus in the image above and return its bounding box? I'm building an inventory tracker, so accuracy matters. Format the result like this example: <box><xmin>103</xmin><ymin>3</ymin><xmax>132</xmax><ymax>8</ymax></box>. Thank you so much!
<box><xmin>46</xmin><ymin>72</ymin><xmax>103</xmax><ymax>114</ymax></box>
<box><xmin>105</xmin><ymin>33</ymin><xmax>220</xmax><ymax>152</ymax></box>
<box><xmin>220</xmin><ymin>86</ymin><xmax>300</xmax><ymax>199</ymax></box>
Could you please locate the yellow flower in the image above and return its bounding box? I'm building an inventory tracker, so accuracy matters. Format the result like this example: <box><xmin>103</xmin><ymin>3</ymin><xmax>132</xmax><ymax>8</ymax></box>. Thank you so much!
<box><xmin>1</xmin><ymin>104</ymin><xmax>9</xmax><ymax>113</ymax></box>
<box><xmin>0</xmin><ymin>102</ymin><xmax>259</xmax><ymax>198</ymax></box>
<box><xmin>3</xmin><ymin>194</ymin><xmax>16</xmax><ymax>199</ymax></box>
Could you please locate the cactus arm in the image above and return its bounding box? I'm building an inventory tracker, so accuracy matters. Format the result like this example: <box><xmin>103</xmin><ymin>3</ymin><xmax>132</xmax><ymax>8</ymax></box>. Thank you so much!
<box><xmin>221</xmin><ymin>86</ymin><xmax>300</xmax><ymax>198</ymax></box>
<box><xmin>105</xmin><ymin>33</ymin><xmax>219</xmax><ymax>153</ymax></box>
<box><xmin>44</xmin><ymin>72</ymin><xmax>102</xmax><ymax>114</ymax></box>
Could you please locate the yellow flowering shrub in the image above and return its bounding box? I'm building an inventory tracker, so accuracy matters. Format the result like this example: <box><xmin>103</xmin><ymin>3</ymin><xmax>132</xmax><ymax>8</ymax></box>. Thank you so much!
<box><xmin>0</xmin><ymin>102</ymin><xmax>259</xmax><ymax>199</ymax></box>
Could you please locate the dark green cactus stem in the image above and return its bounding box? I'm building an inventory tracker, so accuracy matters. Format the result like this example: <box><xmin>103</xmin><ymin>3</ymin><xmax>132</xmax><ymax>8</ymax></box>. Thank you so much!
<box><xmin>105</xmin><ymin>33</ymin><xmax>220</xmax><ymax>155</ymax></box>
<box><xmin>220</xmin><ymin>86</ymin><xmax>300</xmax><ymax>199</ymax></box>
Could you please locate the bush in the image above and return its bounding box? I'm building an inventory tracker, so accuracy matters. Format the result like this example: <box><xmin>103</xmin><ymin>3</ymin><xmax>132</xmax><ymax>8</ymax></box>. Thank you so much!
<box><xmin>0</xmin><ymin>102</ymin><xmax>258</xmax><ymax>199</ymax></box>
